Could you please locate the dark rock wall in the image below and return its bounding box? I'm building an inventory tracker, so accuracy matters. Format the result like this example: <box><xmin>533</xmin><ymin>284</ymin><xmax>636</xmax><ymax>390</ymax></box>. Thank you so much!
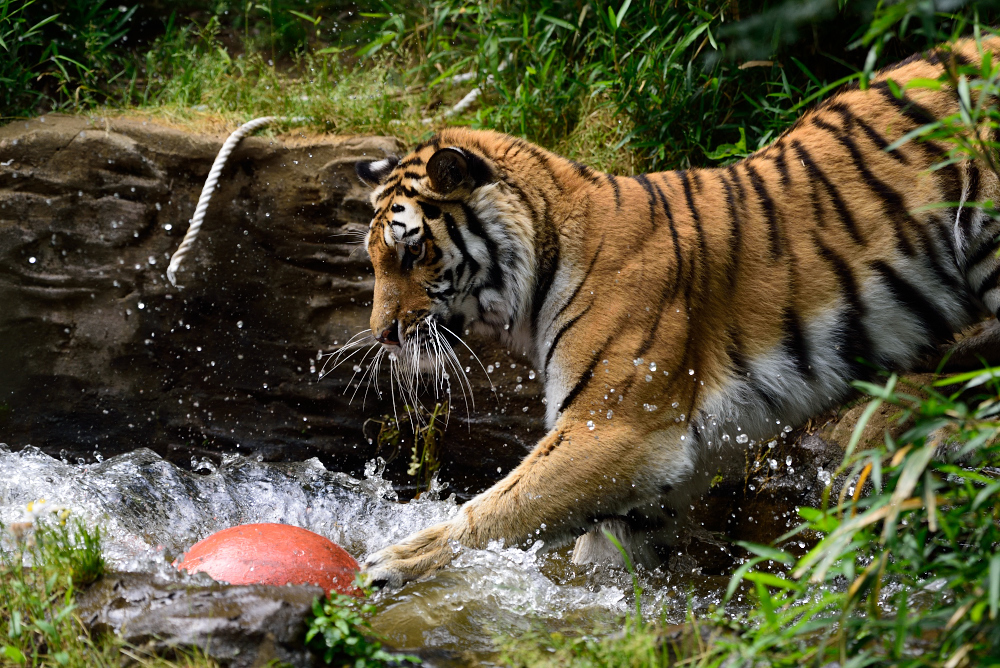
<box><xmin>0</xmin><ymin>115</ymin><xmax>545</xmax><ymax>491</ymax></box>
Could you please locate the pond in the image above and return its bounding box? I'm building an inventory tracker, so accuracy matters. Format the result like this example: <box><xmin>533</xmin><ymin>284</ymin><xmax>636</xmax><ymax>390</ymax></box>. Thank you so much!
<box><xmin>0</xmin><ymin>438</ymin><xmax>824</xmax><ymax>664</ymax></box>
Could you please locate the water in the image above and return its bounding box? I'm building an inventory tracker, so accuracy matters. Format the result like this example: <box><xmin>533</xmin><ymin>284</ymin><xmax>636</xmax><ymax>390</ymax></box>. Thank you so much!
<box><xmin>0</xmin><ymin>444</ymin><xmax>750</xmax><ymax>662</ymax></box>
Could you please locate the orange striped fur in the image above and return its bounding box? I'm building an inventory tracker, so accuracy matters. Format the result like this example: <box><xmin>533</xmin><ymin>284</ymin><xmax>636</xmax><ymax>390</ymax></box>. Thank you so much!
<box><xmin>356</xmin><ymin>37</ymin><xmax>1000</xmax><ymax>585</ymax></box>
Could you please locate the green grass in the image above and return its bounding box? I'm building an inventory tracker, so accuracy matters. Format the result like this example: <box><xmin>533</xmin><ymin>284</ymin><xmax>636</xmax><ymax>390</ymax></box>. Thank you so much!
<box><xmin>6</xmin><ymin>0</ymin><xmax>999</xmax><ymax>171</ymax></box>
<box><xmin>1</xmin><ymin>514</ymin><xmax>116</xmax><ymax>667</ymax></box>
<box><xmin>0</xmin><ymin>512</ymin><xmax>222</xmax><ymax>667</ymax></box>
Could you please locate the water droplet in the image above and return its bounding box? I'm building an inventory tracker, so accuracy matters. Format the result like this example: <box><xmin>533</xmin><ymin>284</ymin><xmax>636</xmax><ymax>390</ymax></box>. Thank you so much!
<box><xmin>522</xmin><ymin>406</ymin><xmax>528</xmax><ymax>412</ymax></box>
<box><xmin>237</xmin><ymin>321</ymin><xmax>244</xmax><ymax>329</ymax></box>
<box><xmin>722</xmin><ymin>434</ymin><xmax>730</xmax><ymax>442</ymax></box>
<box><xmin>645</xmin><ymin>374</ymin><xmax>652</xmax><ymax>382</ymax></box>
<box><xmin>528</xmin><ymin>370</ymin><xmax>536</xmax><ymax>380</ymax></box>
<box><xmin>688</xmin><ymin>369</ymin><xmax>695</xmax><ymax>375</ymax></box>
<box><xmin>28</xmin><ymin>257</ymin><xmax>36</xmax><ymax>264</ymax></box>
<box><xmin>587</xmin><ymin>420</ymin><xmax>595</xmax><ymax>430</ymax></box>
<box><xmin>148</xmin><ymin>256</ymin><xmax>156</xmax><ymax>265</ymax></box>
<box><xmin>671</xmin><ymin>402</ymin><xmax>679</xmax><ymax>408</ymax></box>
<box><xmin>769</xmin><ymin>458</ymin><xmax>778</xmax><ymax>470</ymax></box>
<box><xmin>785</xmin><ymin>456</ymin><xmax>792</xmax><ymax>466</ymax></box>
<box><xmin>736</xmin><ymin>434</ymin><xmax>749</xmax><ymax>444</ymax></box>
<box><xmin>137</xmin><ymin>302</ymin><xmax>145</xmax><ymax>310</ymax></box>
<box><xmin>648</xmin><ymin>362</ymin><xmax>656</xmax><ymax>371</ymax></box>
<box><xmin>606</xmin><ymin>410</ymin><xmax>613</xmax><ymax>419</ymax></box>
<box><xmin>352</xmin><ymin>364</ymin><xmax>362</xmax><ymax>373</ymax></box>
<box><xmin>783</xmin><ymin>425</ymin><xmax>793</xmax><ymax>433</ymax></box>
<box><xmin>633</xmin><ymin>357</ymin><xmax>644</xmax><ymax>366</ymax></box>
<box><xmin>487</xmin><ymin>364</ymin><xmax>494</xmax><ymax>373</ymax></box>
<box><xmin>643</xmin><ymin>403</ymin><xmax>657</xmax><ymax>412</ymax></box>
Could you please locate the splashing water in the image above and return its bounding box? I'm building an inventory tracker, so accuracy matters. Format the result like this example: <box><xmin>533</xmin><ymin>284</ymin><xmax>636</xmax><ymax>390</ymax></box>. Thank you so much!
<box><xmin>0</xmin><ymin>444</ymin><xmax>723</xmax><ymax>658</ymax></box>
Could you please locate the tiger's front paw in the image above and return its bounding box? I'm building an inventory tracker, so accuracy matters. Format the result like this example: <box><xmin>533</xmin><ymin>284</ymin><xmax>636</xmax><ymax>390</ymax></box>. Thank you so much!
<box><xmin>362</xmin><ymin>521</ymin><xmax>462</xmax><ymax>588</ymax></box>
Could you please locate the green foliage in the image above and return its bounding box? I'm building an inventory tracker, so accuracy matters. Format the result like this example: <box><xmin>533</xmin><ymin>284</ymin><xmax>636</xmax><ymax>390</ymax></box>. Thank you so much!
<box><xmin>305</xmin><ymin>577</ymin><xmax>418</xmax><ymax>666</ymax></box>
<box><xmin>697</xmin><ymin>366</ymin><xmax>1000</xmax><ymax>666</ymax></box>
<box><xmin>0</xmin><ymin>0</ymin><xmax>136</xmax><ymax>117</ymax></box>
<box><xmin>0</xmin><ymin>0</ymin><xmax>60</xmax><ymax>117</ymax></box>
<box><xmin>0</xmin><ymin>516</ymin><xmax>112</xmax><ymax>667</ymax></box>
<box><xmin>367</xmin><ymin>401</ymin><xmax>448</xmax><ymax>493</ymax></box>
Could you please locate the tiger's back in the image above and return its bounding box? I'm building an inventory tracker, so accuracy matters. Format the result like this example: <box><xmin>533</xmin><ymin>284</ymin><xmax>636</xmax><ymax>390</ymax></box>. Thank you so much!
<box><xmin>356</xmin><ymin>37</ymin><xmax>1000</xmax><ymax>585</ymax></box>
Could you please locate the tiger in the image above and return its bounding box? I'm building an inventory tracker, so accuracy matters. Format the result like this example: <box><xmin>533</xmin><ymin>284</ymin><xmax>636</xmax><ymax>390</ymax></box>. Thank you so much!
<box><xmin>352</xmin><ymin>37</ymin><xmax>1000</xmax><ymax>587</ymax></box>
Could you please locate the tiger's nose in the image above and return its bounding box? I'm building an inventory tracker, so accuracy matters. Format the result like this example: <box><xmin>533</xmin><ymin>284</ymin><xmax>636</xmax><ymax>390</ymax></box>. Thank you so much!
<box><xmin>376</xmin><ymin>320</ymin><xmax>400</xmax><ymax>346</ymax></box>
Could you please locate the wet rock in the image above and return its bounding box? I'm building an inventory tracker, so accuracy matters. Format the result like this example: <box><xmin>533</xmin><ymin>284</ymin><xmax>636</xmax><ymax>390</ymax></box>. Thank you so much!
<box><xmin>77</xmin><ymin>572</ymin><xmax>323</xmax><ymax>667</ymax></box>
<box><xmin>0</xmin><ymin>115</ymin><xmax>544</xmax><ymax>491</ymax></box>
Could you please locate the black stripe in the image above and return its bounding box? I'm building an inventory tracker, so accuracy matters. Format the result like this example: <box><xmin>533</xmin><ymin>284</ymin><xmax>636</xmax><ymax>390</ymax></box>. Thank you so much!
<box><xmin>517</xmin><ymin>140</ymin><xmax>564</xmax><ymax>194</ymax></box>
<box><xmin>398</xmin><ymin>156</ymin><xmax>424</xmax><ymax>168</ymax></box>
<box><xmin>677</xmin><ymin>170</ymin><xmax>710</xmax><ymax>297</ymax></box>
<box><xmin>811</xmin><ymin>232</ymin><xmax>878</xmax><ymax>374</ymax></box>
<box><xmin>606</xmin><ymin>173</ymin><xmax>621</xmax><ymax>209</ymax></box>
<box><xmin>943</xmin><ymin>48</ymin><xmax>972</xmax><ymax>71</ymax></box>
<box><xmin>813</xmin><ymin>118</ymin><xmax>917</xmax><ymax>256</ymax></box>
<box><xmin>558</xmin><ymin>342</ymin><xmax>608</xmax><ymax>415</ymax></box>
<box><xmin>418</xmin><ymin>201</ymin><xmax>442</xmax><ymax>219</ymax></box>
<box><xmin>461</xmin><ymin>203</ymin><xmax>503</xmax><ymax>293</ymax></box>
<box><xmin>828</xmin><ymin>103</ymin><xmax>909</xmax><ymax>165</ymax></box>
<box><xmin>873</xmin><ymin>82</ymin><xmax>938</xmax><ymax>127</ymax></box>
<box><xmin>546</xmin><ymin>235</ymin><xmax>605</xmax><ymax>337</ymax></box>
<box><xmin>442</xmin><ymin>211</ymin><xmax>480</xmax><ymax>287</ymax></box>
<box><xmin>531</xmin><ymin>232</ymin><xmax>561</xmax><ymax>332</ymax></box>
<box><xmin>742</xmin><ymin>163</ymin><xmax>783</xmax><ymax>258</ymax></box>
<box><xmin>976</xmin><ymin>262</ymin><xmax>1000</xmax><ymax>300</ymax></box>
<box><xmin>772</xmin><ymin>143</ymin><xmax>791</xmax><ymax>187</ymax></box>
<box><xmin>571</xmin><ymin>160</ymin><xmax>601</xmax><ymax>183</ymax></box>
<box><xmin>966</xmin><ymin>236</ymin><xmax>1000</xmax><ymax>271</ymax></box>
<box><xmin>539</xmin><ymin>431</ymin><xmax>566</xmax><ymax>457</ymax></box>
<box><xmin>791</xmin><ymin>140</ymin><xmax>865</xmax><ymax>245</ymax></box>
<box><xmin>870</xmin><ymin>260</ymin><xmax>953</xmax><ymax>344</ymax></box>
<box><xmin>782</xmin><ymin>306</ymin><xmax>813</xmax><ymax>378</ymax></box>
<box><xmin>544</xmin><ymin>303</ymin><xmax>592</xmax><ymax>372</ymax></box>
<box><xmin>634</xmin><ymin>174</ymin><xmax>658</xmax><ymax>228</ymax></box>
<box><xmin>651</xmin><ymin>177</ymin><xmax>684</xmax><ymax>290</ymax></box>
<box><xmin>719</xmin><ymin>171</ymin><xmax>743</xmax><ymax>284</ymax></box>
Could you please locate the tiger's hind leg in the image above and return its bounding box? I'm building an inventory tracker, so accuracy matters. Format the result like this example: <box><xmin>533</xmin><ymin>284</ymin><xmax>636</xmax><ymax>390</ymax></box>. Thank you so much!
<box><xmin>571</xmin><ymin>451</ymin><xmax>720</xmax><ymax>569</ymax></box>
<box><xmin>936</xmin><ymin>319</ymin><xmax>1000</xmax><ymax>371</ymax></box>
<box><xmin>571</xmin><ymin>516</ymin><xmax>662</xmax><ymax>569</ymax></box>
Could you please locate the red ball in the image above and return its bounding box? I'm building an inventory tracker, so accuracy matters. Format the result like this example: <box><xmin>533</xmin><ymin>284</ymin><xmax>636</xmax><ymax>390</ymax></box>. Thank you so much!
<box><xmin>175</xmin><ymin>523</ymin><xmax>361</xmax><ymax>597</ymax></box>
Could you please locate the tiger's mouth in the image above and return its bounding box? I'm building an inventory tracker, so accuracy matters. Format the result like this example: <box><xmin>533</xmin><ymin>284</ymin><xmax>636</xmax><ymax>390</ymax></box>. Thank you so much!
<box><xmin>327</xmin><ymin>313</ymin><xmax>482</xmax><ymax>420</ymax></box>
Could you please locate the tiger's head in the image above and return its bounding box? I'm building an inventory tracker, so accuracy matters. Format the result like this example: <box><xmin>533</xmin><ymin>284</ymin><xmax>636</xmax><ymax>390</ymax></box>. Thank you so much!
<box><xmin>354</xmin><ymin>131</ymin><xmax>541</xmax><ymax>381</ymax></box>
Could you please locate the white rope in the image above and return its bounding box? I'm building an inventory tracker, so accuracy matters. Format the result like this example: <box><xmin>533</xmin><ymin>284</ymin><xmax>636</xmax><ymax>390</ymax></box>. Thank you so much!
<box><xmin>421</xmin><ymin>56</ymin><xmax>512</xmax><ymax>124</ymax></box>
<box><xmin>167</xmin><ymin>115</ymin><xmax>278</xmax><ymax>287</ymax></box>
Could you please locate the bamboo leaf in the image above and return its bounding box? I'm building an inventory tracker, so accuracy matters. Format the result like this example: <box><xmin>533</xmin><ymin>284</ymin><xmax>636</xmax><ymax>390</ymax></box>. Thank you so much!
<box><xmin>990</xmin><ymin>554</ymin><xmax>1000</xmax><ymax>620</ymax></box>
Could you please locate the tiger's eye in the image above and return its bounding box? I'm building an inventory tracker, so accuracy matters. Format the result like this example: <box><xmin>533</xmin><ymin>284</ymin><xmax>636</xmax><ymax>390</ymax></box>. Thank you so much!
<box><xmin>407</xmin><ymin>242</ymin><xmax>422</xmax><ymax>255</ymax></box>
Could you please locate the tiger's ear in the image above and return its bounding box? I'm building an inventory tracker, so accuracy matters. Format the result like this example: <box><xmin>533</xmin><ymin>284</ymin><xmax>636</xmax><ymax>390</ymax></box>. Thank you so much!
<box><xmin>355</xmin><ymin>155</ymin><xmax>400</xmax><ymax>188</ymax></box>
<box><xmin>427</xmin><ymin>147</ymin><xmax>494</xmax><ymax>194</ymax></box>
